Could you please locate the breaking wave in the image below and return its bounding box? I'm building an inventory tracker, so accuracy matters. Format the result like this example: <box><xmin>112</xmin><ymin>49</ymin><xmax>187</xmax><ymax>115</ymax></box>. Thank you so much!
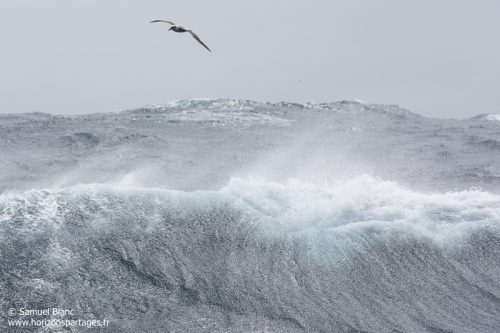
<box><xmin>1</xmin><ymin>176</ymin><xmax>499</xmax><ymax>332</ymax></box>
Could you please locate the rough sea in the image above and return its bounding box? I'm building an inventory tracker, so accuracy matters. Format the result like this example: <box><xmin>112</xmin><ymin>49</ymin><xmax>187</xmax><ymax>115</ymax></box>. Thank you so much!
<box><xmin>1</xmin><ymin>99</ymin><xmax>499</xmax><ymax>332</ymax></box>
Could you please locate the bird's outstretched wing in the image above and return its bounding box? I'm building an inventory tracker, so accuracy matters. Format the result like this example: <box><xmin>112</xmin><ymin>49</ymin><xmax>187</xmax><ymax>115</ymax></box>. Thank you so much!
<box><xmin>189</xmin><ymin>31</ymin><xmax>211</xmax><ymax>52</ymax></box>
<box><xmin>150</xmin><ymin>20</ymin><xmax>175</xmax><ymax>25</ymax></box>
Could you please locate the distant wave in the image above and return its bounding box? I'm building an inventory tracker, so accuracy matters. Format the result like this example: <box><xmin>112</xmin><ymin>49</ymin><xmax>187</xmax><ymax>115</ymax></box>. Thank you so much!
<box><xmin>1</xmin><ymin>176</ymin><xmax>499</xmax><ymax>332</ymax></box>
<box><xmin>128</xmin><ymin>98</ymin><xmax>417</xmax><ymax>119</ymax></box>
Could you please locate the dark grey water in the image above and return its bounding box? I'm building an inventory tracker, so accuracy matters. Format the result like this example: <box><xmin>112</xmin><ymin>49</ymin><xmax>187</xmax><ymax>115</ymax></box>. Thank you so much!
<box><xmin>1</xmin><ymin>99</ymin><xmax>499</xmax><ymax>332</ymax></box>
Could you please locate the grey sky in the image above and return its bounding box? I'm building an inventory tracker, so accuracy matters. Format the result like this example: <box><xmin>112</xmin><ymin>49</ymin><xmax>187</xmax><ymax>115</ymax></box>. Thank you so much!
<box><xmin>1</xmin><ymin>0</ymin><xmax>499</xmax><ymax>118</ymax></box>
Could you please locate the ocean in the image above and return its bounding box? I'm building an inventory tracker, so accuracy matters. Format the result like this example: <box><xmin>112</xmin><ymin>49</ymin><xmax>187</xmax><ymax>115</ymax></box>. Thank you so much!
<box><xmin>1</xmin><ymin>99</ymin><xmax>499</xmax><ymax>332</ymax></box>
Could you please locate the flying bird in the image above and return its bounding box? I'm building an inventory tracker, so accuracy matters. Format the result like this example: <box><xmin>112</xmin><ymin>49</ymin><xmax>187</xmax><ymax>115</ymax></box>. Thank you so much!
<box><xmin>150</xmin><ymin>20</ymin><xmax>211</xmax><ymax>52</ymax></box>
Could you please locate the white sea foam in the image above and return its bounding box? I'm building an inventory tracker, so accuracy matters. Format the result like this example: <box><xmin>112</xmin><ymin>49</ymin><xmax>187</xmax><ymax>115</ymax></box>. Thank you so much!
<box><xmin>3</xmin><ymin>175</ymin><xmax>496</xmax><ymax>245</ymax></box>
<box><xmin>221</xmin><ymin>176</ymin><xmax>500</xmax><ymax>243</ymax></box>
<box><xmin>486</xmin><ymin>114</ymin><xmax>500</xmax><ymax>121</ymax></box>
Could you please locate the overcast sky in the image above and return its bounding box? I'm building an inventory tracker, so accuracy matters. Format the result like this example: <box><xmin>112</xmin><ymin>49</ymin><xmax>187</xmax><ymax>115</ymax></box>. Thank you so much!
<box><xmin>1</xmin><ymin>0</ymin><xmax>499</xmax><ymax>118</ymax></box>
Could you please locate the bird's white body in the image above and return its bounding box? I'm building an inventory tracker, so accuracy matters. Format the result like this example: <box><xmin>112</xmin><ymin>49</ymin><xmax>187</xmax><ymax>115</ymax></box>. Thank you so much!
<box><xmin>170</xmin><ymin>26</ymin><xmax>188</xmax><ymax>33</ymax></box>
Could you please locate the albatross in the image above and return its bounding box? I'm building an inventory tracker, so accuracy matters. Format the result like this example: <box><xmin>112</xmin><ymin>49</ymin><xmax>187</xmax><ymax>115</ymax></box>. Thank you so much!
<box><xmin>150</xmin><ymin>20</ymin><xmax>211</xmax><ymax>52</ymax></box>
